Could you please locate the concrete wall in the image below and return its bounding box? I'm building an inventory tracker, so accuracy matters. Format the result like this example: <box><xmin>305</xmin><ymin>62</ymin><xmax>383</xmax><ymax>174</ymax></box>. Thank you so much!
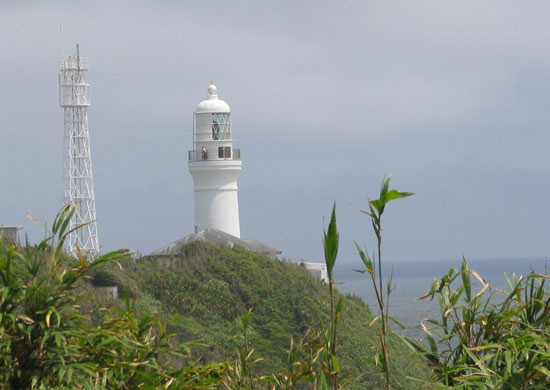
<box><xmin>0</xmin><ymin>227</ymin><xmax>19</xmax><ymax>245</ymax></box>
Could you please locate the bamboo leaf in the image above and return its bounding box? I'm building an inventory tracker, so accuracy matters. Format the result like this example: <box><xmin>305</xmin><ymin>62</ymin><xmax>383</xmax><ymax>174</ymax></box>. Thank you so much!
<box><xmin>46</xmin><ymin>309</ymin><xmax>52</xmax><ymax>327</ymax></box>
<box><xmin>388</xmin><ymin>315</ymin><xmax>406</xmax><ymax>329</ymax></box>
<box><xmin>384</xmin><ymin>189</ymin><xmax>415</xmax><ymax>203</ymax></box>
<box><xmin>331</xmin><ymin>355</ymin><xmax>340</xmax><ymax>373</ymax></box>
<box><xmin>380</xmin><ymin>174</ymin><xmax>392</xmax><ymax>202</ymax></box>
<box><xmin>323</xmin><ymin>203</ymin><xmax>339</xmax><ymax>281</ymax></box>
<box><xmin>17</xmin><ymin>315</ymin><xmax>34</xmax><ymax>324</ymax></box>
<box><xmin>369</xmin><ymin>174</ymin><xmax>413</xmax><ymax>217</ymax></box>
<box><xmin>354</xmin><ymin>241</ymin><xmax>373</xmax><ymax>275</ymax></box>
<box><xmin>77</xmin><ymin>247</ymin><xmax>86</xmax><ymax>268</ymax></box>
<box><xmin>461</xmin><ymin>258</ymin><xmax>472</xmax><ymax>302</ymax></box>
<box><xmin>426</xmin><ymin>333</ymin><xmax>438</xmax><ymax>355</ymax></box>
<box><xmin>334</xmin><ymin>296</ymin><xmax>343</xmax><ymax>325</ymax></box>
<box><xmin>369</xmin><ymin>199</ymin><xmax>384</xmax><ymax>215</ymax></box>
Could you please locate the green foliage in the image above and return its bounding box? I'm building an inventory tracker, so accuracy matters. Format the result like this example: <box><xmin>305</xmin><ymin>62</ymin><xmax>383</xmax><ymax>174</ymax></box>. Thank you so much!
<box><xmin>1</xmin><ymin>202</ymin><xmax>431</xmax><ymax>389</ymax></box>
<box><xmin>407</xmin><ymin>259</ymin><xmax>550</xmax><ymax>389</ymax></box>
<box><xmin>367</xmin><ymin>175</ymin><xmax>414</xmax><ymax>219</ymax></box>
<box><xmin>354</xmin><ymin>174</ymin><xmax>414</xmax><ymax>390</ymax></box>
<box><xmin>322</xmin><ymin>202</ymin><xmax>342</xmax><ymax>389</ymax></box>
<box><xmin>323</xmin><ymin>202</ymin><xmax>339</xmax><ymax>282</ymax></box>
<box><xmin>10</xmin><ymin>178</ymin><xmax>548</xmax><ymax>390</ymax></box>
<box><xmin>90</xmin><ymin>241</ymin><xmax>428</xmax><ymax>389</ymax></box>
<box><xmin>0</xmin><ymin>206</ymin><xmax>223</xmax><ymax>389</ymax></box>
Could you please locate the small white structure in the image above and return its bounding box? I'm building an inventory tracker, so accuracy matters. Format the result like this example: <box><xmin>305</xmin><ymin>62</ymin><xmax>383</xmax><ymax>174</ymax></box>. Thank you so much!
<box><xmin>94</xmin><ymin>286</ymin><xmax>118</xmax><ymax>299</ymax></box>
<box><xmin>0</xmin><ymin>226</ymin><xmax>23</xmax><ymax>245</ymax></box>
<box><xmin>188</xmin><ymin>84</ymin><xmax>242</xmax><ymax>237</ymax></box>
<box><xmin>300</xmin><ymin>261</ymin><xmax>329</xmax><ymax>283</ymax></box>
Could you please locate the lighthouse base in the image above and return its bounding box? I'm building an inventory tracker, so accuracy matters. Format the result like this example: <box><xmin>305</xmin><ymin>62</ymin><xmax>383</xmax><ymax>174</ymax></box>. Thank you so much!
<box><xmin>188</xmin><ymin>160</ymin><xmax>242</xmax><ymax>238</ymax></box>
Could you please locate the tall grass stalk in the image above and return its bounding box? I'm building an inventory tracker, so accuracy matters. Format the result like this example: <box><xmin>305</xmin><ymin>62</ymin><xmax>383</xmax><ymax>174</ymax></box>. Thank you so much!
<box><xmin>323</xmin><ymin>203</ymin><xmax>342</xmax><ymax>390</ymax></box>
<box><xmin>354</xmin><ymin>174</ymin><xmax>413</xmax><ymax>390</ymax></box>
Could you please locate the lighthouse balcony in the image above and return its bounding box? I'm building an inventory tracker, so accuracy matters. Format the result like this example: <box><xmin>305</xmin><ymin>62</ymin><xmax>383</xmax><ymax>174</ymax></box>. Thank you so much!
<box><xmin>188</xmin><ymin>148</ymin><xmax>241</xmax><ymax>161</ymax></box>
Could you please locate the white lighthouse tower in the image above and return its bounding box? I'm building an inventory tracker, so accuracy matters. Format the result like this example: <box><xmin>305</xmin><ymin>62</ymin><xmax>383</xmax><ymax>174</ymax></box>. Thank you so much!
<box><xmin>188</xmin><ymin>84</ymin><xmax>242</xmax><ymax>237</ymax></box>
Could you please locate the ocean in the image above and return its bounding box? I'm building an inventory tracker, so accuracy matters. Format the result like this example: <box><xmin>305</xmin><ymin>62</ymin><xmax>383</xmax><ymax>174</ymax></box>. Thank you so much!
<box><xmin>333</xmin><ymin>257</ymin><xmax>550</xmax><ymax>340</ymax></box>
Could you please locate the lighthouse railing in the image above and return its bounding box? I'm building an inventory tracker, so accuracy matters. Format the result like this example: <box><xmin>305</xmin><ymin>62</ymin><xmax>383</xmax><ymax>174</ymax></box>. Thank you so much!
<box><xmin>188</xmin><ymin>149</ymin><xmax>241</xmax><ymax>162</ymax></box>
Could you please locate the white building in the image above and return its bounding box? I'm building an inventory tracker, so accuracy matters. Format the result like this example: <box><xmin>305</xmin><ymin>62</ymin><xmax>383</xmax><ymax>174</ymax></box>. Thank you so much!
<box><xmin>300</xmin><ymin>261</ymin><xmax>329</xmax><ymax>283</ymax></box>
<box><xmin>188</xmin><ymin>84</ymin><xmax>242</xmax><ymax>237</ymax></box>
<box><xmin>0</xmin><ymin>226</ymin><xmax>22</xmax><ymax>245</ymax></box>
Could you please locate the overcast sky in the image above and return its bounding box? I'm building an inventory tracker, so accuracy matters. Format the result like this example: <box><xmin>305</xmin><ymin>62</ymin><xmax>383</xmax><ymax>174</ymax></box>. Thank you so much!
<box><xmin>2</xmin><ymin>2</ymin><xmax>550</xmax><ymax>266</ymax></box>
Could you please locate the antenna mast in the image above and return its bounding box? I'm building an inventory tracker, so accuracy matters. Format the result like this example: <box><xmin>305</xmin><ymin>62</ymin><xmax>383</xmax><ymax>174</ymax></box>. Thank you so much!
<box><xmin>59</xmin><ymin>25</ymin><xmax>63</xmax><ymax>58</ymax></box>
<box><xmin>59</xmin><ymin>46</ymin><xmax>100</xmax><ymax>259</ymax></box>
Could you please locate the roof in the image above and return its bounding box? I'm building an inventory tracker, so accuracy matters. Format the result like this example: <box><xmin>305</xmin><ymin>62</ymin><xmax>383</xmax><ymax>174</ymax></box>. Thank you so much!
<box><xmin>195</xmin><ymin>84</ymin><xmax>231</xmax><ymax>113</ymax></box>
<box><xmin>149</xmin><ymin>228</ymin><xmax>281</xmax><ymax>257</ymax></box>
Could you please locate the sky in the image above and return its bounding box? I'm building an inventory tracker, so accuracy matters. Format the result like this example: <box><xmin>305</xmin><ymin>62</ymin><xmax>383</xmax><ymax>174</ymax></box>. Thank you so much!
<box><xmin>2</xmin><ymin>1</ymin><xmax>550</xmax><ymax>265</ymax></box>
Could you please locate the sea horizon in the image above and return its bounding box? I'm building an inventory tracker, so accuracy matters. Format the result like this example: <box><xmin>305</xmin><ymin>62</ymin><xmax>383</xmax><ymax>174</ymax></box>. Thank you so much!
<box><xmin>334</xmin><ymin>257</ymin><xmax>550</xmax><ymax>339</ymax></box>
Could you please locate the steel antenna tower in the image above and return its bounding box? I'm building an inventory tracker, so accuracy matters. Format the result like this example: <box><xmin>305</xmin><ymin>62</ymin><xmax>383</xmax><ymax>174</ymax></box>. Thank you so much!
<box><xmin>59</xmin><ymin>44</ymin><xmax>99</xmax><ymax>259</ymax></box>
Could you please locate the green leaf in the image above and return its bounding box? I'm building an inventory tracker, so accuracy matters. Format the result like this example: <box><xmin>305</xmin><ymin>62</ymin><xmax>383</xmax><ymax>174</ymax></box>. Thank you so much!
<box><xmin>334</xmin><ymin>296</ymin><xmax>343</xmax><ymax>325</ymax></box>
<box><xmin>89</xmin><ymin>249</ymin><xmax>130</xmax><ymax>268</ymax></box>
<box><xmin>376</xmin><ymin>352</ymin><xmax>387</xmax><ymax>371</ymax></box>
<box><xmin>323</xmin><ymin>203</ymin><xmax>339</xmax><ymax>281</ymax></box>
<box><xmin>368</xmin><ymin>201</ymin><xmax>379</xmax><ymax>222</ymax></box>
<box><xmin>51</xmin><ymin>203</ymin><xmax>70</xmax><ymax>234</ymax></box>
<box><xmin>380</xmin><ymin>175</ymin><xmax>391</xmax><ymax>203</ymax></box>
<box><xmin>388</xmin><ymin>315</ymin><xmax>406</xmax><ymax>329</ymax></box>
<box><xmin>384</xmin><ymin>189</ymin><xmax>415</xmax><ymax>203</ymax></box>
<box><xmin>354</xmin><ymin>241</ymin><xmax>373</xmax><ymax>275</ymax></box>
<box><xmin>369</xmin><ymin>199</ymin><xmax>384</xmax><ymax>215</ymax></box>
<box><xmin>331</xmin><ymin>354</ymin><xmax>340</xmax><ymax>373</ymax></box>
<box><xmin>536</xmin><ymin>366</ymin><xmax>550</xmax><ymax>377</ymax></box>
<box><xmin>461</xmin><ymin>258</ymin><xmax>472</xmax><ymax>303</ymax></box>
<box><xmin>241</xmin><ymin>308</ymin><xmax>253</xmax><ymax>332</ymax></box>
<box><xmin>368</xmin><ymin>174</ymin><xmax>414</xmax><ymax>217</ymax></box>
<box><xmin>426</xmin><ymin>332</ymin><xmax>438</xmax><ymax>355</ymax></box>
<box><xmin>58</xmin><ymin>206</ymin><xmax>77</xmax><ymax>240</ymax></box>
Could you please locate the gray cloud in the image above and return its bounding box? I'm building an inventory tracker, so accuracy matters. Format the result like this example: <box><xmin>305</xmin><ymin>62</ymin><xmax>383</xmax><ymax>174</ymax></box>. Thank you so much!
<box><xmin>1</xmin><ymin>2</ymin><xmax>550</xmax><ymax>264</ymax></box>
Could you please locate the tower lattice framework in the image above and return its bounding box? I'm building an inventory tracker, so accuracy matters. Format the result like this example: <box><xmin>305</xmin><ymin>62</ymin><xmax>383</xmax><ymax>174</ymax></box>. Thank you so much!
<box><xmin>59</xmin><ymin>45</ymin><xmax>99</xmax><ymax>259</ymax></box>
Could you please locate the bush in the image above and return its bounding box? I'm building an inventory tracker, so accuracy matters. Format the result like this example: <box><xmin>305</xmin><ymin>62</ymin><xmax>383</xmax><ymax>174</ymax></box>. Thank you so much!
<box><xmin>407</xmin><ymin>259</ymin><xmax>550</xmax><ymax>389</ymax></box>
<box><xmin>0</xmin><ymin>205</ymin><xmax>223</xmax><ymax>389</ymax></box>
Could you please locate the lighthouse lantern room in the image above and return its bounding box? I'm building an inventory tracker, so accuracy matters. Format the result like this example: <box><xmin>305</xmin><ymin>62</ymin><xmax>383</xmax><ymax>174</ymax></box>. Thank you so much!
<box><xmin>188</xmin><ymin>84</ymin><xmax>242</xmax><ymax>237</ymax></box>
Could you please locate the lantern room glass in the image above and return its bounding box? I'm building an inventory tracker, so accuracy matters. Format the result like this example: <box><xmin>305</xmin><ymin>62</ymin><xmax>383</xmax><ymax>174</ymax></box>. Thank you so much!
<box><xmin>211</xmin><ymin>113</ymin><xmax>231</xmax><ymax>140</ymax></box>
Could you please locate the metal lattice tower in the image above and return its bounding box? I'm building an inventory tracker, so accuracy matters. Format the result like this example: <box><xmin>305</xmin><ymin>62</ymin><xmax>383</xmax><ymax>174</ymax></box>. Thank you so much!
<box><xmin>59</xmin><ymin>45</ymin><xmax>99</xmax><ymax>259</ymax></box>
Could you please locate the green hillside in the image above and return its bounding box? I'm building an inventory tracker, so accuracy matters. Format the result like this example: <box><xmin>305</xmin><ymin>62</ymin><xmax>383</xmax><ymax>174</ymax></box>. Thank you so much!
<box><xmin>86</xmin><ymin>241</ymin><xmax>430</xmax><ymax>389</ymax></box>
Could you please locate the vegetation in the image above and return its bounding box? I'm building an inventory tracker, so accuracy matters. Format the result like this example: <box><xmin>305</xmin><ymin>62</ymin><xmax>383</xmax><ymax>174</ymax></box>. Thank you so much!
<box><xmin>353</xmin><ymin>174</ymin><xmax>413</xmax><ymax>390</ymax></box>
<box><xmin>406</xmin><ymin>259</ymin><xmax>550</xmax><ymax>389</ymax></box>
<box><xmin>321</xmin><ymin>203</ymin><xmax>343</xmax><ymax>390</ymax></box>
<box><xmin>3</xmin><ymin>175</ymin><xmax>550</xmax><ymax>389</ymax></box>
<box><xmin>0</xmin><ymin>205</ymin><xmax>223</xmax><ymax>389</ymax></box>
<box><xmin>0</xmin><ymin>204</ymin><xmax>429</xmax><ymax>389</ymax></box>
<box><xmin>86</xmin><ymin>238</ymin><xmax>429</xmax><ymax>389</ymax></box>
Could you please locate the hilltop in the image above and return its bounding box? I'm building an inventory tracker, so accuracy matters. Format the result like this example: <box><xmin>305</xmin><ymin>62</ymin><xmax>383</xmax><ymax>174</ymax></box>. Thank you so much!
<box><xmin>84</xmin><ymin>241</ymin><xmax>431</xmax><ymax>389</ymax></box>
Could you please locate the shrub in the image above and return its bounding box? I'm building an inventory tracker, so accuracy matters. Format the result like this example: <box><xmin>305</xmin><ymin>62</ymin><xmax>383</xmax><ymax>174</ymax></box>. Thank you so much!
<box><xmin>407</xmin><ymin>259</ymin><xmax>550</xmax><ymax>389</ymax></box>
<box><xmin>0</xmin><ymin>205</ymin><xmax>223</xmax><ymax>389</ymax></box>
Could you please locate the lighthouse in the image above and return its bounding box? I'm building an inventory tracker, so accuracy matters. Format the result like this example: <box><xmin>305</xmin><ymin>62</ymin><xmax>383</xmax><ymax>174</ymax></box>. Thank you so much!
<box><xmin>188</xmin><ymin>84</ymin><xmax>242</xmax><ymax>237</ymax></box>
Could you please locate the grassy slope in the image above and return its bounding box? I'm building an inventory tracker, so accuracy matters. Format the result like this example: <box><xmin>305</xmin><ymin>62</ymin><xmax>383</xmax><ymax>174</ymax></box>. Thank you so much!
<box><xmin>85</xmin><ymin>242</ymin><xmax>430</xmax><ymax>389</ymax></box>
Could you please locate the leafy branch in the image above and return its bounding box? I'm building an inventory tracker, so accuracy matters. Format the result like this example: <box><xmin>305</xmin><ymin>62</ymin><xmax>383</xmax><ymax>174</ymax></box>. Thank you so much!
<box><xmin>354</xmin><ymin>174</ymin><xmax>413</xmax><ymax>390</ymax></box>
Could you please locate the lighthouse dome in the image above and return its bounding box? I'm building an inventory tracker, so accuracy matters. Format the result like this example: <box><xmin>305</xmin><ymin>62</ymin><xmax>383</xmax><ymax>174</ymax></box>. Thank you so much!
<box><xmin>195</xmin><ymin>84</ymin><xmax>231</xmax><ymax>113</ymax></box>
